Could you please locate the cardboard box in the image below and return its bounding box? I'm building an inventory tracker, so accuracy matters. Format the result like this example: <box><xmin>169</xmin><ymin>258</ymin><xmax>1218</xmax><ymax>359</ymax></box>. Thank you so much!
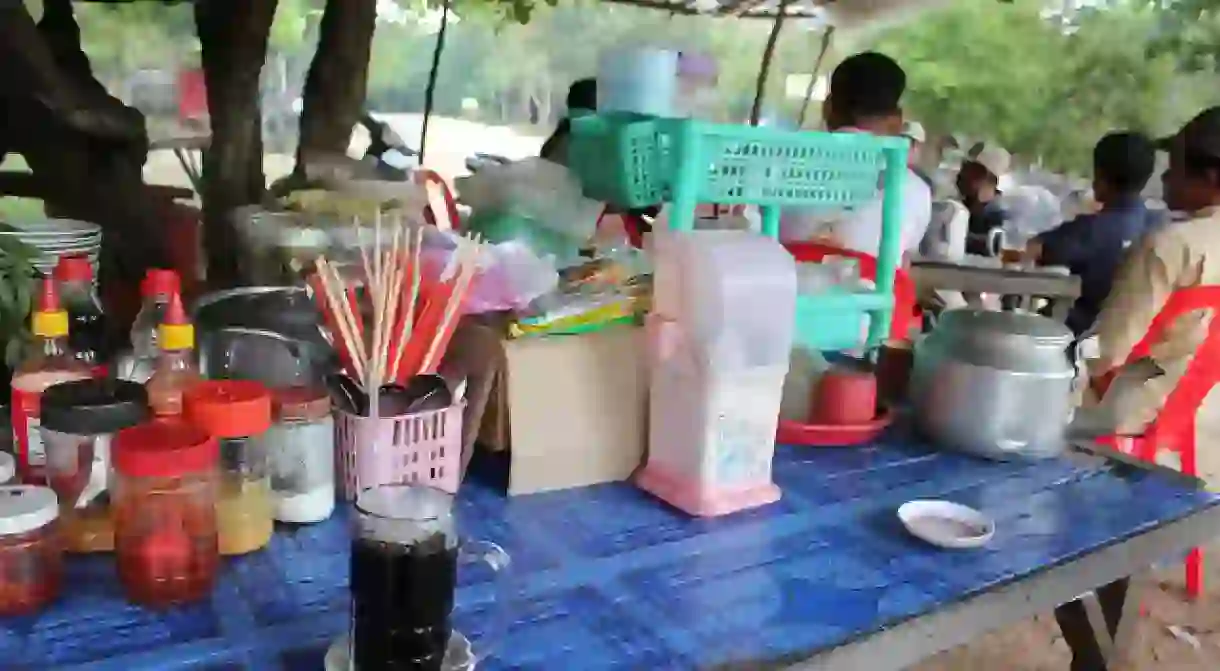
<box><xmin>447</xmin><ymin>320</ymin><xmax>645</xmax><ymax>495</ymax></box>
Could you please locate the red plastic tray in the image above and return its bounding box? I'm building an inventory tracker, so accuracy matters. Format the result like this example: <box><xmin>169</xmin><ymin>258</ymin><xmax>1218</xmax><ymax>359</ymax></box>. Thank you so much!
<box><xmin>776</xmin><ymin>410</ymin><xmax>893</xmax><ymax>447</ymax></box>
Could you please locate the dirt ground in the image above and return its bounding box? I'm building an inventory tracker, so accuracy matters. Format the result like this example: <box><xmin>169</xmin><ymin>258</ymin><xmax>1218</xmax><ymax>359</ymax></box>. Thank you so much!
<box><xmin>916</xmin><ymin>399</ymin><xmax>1220</xmax><ymax>671</ymax></box>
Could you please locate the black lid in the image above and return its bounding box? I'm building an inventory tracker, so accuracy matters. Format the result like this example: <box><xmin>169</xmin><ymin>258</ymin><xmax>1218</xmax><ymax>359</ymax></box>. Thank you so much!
<box><xmin>40</xmin><ymin>379</ymin><xmax>149</xmax><ymax>435</ymax></box>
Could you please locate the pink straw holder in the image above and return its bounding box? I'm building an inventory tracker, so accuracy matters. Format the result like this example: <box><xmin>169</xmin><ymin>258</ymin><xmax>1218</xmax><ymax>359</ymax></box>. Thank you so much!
<box><xmin>335</xmin><ymin>403</ymin><xmax>465</xmax><ymax>499</ymax></box>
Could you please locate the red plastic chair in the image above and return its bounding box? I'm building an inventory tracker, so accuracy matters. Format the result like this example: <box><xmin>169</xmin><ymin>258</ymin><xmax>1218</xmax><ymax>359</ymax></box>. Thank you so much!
<box><xmin>782</xmin><ymin>241</ymin><xmax>922</xmax><ymax>341</ymax></box>
<box><xmin>1094</xmin><ymin>286</ymin><xmax>1220</xmax><ymax>599</ymax></box>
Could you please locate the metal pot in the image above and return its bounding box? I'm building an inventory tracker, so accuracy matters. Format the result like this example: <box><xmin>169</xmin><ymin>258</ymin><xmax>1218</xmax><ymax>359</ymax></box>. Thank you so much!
<box><xmin>192</xmin><ymin>287</ymin><xmax>336</xmax><ymax>387</ymax></box>
<box><xmin>911</xmin><ymin>309</ymin><xmax>1075</xmax><ymax>460</ymax></box>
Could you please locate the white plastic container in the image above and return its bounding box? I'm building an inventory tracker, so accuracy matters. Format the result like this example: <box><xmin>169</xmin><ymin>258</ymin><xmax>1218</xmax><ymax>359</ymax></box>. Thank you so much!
<box><xmin>597</xmin><ymin>46</ymin><xmax>678</xmax><ymax>117</ymax></box>
<box><xmin>638</xmin><ymin>231</ymin><xmax>796</xmax><ymax>517</ymax></box>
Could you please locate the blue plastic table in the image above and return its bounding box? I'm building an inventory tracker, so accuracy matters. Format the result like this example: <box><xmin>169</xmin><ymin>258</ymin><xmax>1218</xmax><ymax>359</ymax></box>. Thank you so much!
<box><xmin>3</xmin><ymin>437</ymin><xmax>1219</xmax><ymax>670</ymax></box>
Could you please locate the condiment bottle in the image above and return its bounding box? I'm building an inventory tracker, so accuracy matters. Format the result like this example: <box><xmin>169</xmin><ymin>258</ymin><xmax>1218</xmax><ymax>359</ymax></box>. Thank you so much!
<box><xmin>0</xmin><ymin>485</ymin><xmax>63</xmax><ymax>616</ymax></box>
<box><xmin>267</xmin><ymin>386</ymin><xmax>335</xmax><ymax>524</ymax></box>
<box><xmin>53</xmin><ymin>254</ymin><xmax>112</xmax><ymax>371</ymax></box>
<box><xmin>145</xmin><ymin>292</ymin><xmax>200</xmax><ymax>419</ymax></box>
<box><xmin>39</xmin><ymin>379</ymin><xmax>149</xmax><ymax>553</ymax></box>
<box><xmin>125</xmin><ymin>269</ymin><xmax>181</xmax><ymax>383</ymax></box>
<box><xmin>112</xmin><ymin>422</ymin><xmax>220</xmax><ymax>607</ymax></box>
<box><xmin>183</xmin><ymin>380</ymin><xmax>274</xmax><ymax>555</ymax></box>
<box><xmin>10</xmin><ymin>279</ymin><xmax>93</xmax><ymax>483</ymax></box>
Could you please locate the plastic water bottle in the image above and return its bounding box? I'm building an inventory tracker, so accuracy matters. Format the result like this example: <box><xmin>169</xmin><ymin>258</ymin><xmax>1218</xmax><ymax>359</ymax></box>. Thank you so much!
<box><xmin>126</xmin><ymin>269</ymin><xmax>181</xmax><ymax>382</ymax></box>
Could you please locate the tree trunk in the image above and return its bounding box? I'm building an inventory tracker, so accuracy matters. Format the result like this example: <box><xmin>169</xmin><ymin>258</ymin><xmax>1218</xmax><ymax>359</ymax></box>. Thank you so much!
<box><xmin>194</xmin><ymin>0</ymin><xmax>277</xmax><ymax>287</ymax></box>
<box><xmin>296</xmin><ymin>0</ymin><xmax>377</xmax><ymax>168</ymax></box>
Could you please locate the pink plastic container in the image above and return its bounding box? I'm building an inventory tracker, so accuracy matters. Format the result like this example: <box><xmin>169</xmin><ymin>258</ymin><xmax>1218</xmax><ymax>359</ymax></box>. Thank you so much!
<box><xmin>335</xmin><ymin>404</ymin><xmax>463</xmax><ymax>500</ymax></box>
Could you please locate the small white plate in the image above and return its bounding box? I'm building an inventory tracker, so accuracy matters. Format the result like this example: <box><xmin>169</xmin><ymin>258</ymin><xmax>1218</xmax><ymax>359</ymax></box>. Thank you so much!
<box><xmin>898</xmin><ymin>500</ymin><xmax>995</xmax><ymax>550</ymax></box>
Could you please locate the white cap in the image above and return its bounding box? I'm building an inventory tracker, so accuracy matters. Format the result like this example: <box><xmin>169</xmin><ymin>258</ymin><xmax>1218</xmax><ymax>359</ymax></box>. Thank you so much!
<box><xmin>0</xmin><ymin>453</ymin><xmax>13</xmax><ymax>485</ymax></box>
<box><xmin>968</xmin><ymin>142</ymin><xmax>1012</xmax><ymax>180</ymax></box>
<box><xmin>902</xmin><ymin>121</ymin><xmax>926</xmax><ymax>144</ymax></box>
<box><xmin>0</xmin><ymin>486</ymin><xmax>59</xmax><ymax>536</ymax></box>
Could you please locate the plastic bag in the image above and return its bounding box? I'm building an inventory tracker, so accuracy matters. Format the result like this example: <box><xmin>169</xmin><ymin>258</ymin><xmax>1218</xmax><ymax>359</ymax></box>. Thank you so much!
<box><xmin>419</xmin><ymin>229</ymin><xmax>559</xmax><ymax>314</ymax></box>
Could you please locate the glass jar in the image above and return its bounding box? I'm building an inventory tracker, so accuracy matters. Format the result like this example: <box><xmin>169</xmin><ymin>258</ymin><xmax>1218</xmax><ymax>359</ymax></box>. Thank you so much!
<box><xmin>112</xmin><ymin>421</ymin><xmax>219</xmax><ymax>607</ymax></box>
<box><xmin>267</xmin><ymin>387</ymin><xmax>334</xmax><ymax>524</ymax></box>
<box><xmin>0</xmin><ymin>485</ymin><xmax>63</xmax><ymax>616</ymax></box>
<box><xmin>39</xmin><ymin>379</ymin><xmax>148</xmax><ymax>553</ymax></box>
<box><xmin>184</xmin><ymin>380</ymin><xmax>273</xmax><ymax>555</ymax></box>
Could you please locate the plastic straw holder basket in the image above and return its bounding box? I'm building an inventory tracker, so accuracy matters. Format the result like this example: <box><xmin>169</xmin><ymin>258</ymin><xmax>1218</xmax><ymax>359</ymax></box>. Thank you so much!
<box><xmin>335</xmin><ymin>403</ymin><xmax>464</xmax><ymax>499</ymax></box>
<box><xmin>568</xmin><ymin>113</ymin><xmax>672</xmax><ymax>209</ymax></box>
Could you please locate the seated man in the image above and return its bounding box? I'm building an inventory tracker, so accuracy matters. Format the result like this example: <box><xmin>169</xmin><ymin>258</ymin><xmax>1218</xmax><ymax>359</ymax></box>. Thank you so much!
<box><xmin>779</xmin><ymin>52</ymin><xmax>932</xmax><ymax>260</ymax></box>
<box><xmin>1028</xmin><ymin>132</ymin><xmax>1163</xmax><ymax>336</ymax></box>
<box><xmin>956</xmin><ymin>143</ymin><xmax>1011</xmax><ymax>255</ymax></box>
<box><xmin>1078</xmin><ymin>108</ymin><xmax>1220</xmax><ymax>438</ymax></box>
<box><xmin>540</xmin><ymin>78</ymin><xmax>596</xmax><ymax>166</ymax></box>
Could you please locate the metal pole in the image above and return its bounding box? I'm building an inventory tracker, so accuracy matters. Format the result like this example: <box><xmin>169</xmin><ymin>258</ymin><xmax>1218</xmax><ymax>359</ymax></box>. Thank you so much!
<box><xmin>749</xmin><ymin>0</ymin><xmax>791</xmax><ymax>126</ymax></box>
<box><xmin>418</xmin><ymin>0</ymin><xmax>452</xmax><ymax>165</ymax></box>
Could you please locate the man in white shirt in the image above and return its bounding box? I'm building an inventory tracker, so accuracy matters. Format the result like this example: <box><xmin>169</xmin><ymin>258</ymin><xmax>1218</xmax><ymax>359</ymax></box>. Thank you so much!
<box><xmin>780</xmin><ymin>52</ymin><xmax>933</xmax><ymax>261</ymax></box>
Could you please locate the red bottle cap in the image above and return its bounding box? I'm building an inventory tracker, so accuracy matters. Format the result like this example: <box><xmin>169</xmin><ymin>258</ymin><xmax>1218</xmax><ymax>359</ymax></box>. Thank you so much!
<box><xmin>183</xmin><ymin>380</ymin><xmax>272</xmax><ymax>438</ymax></box>
<box><xmin>36</xmin><ymin>277</ymin><xmax>60</xmax><ymax>312</ymax></box>
<box><xmin>158</xmin><ymin>292</ymin><xmax>195</xmax><ymax>351</ymax></box>
<box><xmin>53</xmin><ymin>254</ymin><xmax>93</xmax><ymax>283</ymax></box>
<box><xmin>140</xmin><ymin>269</ymin><xmax>181</xmax><ymax>298</ymax></box>
<box><xmin>113</xmin><ymin>421</ymin><xmax>218</xmax><ymax>478</ymax></box>
<box><xmin>162</xmin><ymin>292</ymin><xmax>188</xmax><ymax>325</ymax></box>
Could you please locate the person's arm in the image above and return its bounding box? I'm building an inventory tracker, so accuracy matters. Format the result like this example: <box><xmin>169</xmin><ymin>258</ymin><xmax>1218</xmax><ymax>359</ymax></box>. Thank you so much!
<box><xmin>1090</xmin><ymin>230</ymin><xmax>1180</xmax><ymax>381</ymax></box>
<box><xmin>540</xmin><ymin>118</ymin><xmax>571</xmax><ymax>164</ymax></box>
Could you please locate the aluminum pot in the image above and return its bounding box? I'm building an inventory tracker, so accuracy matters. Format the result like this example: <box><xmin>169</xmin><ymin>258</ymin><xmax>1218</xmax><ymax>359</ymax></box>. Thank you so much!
<box><xmin>911</xmin><ymin>309</ymin><xmax>1075</xmax><ymax>460</ymax></box>
<box><xmin>192</xmin><ymin>287</ymin><xmax>336</xmax><ymax>387</ymax></box>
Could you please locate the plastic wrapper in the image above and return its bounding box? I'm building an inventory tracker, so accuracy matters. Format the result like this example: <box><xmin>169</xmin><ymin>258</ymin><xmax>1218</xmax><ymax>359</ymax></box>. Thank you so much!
<box><xmin>418</xmin><ymin>228</ymin><xmax>558</xmax><ymax>314</ymax></box>
<box><xmin>456</xmin><ymin>158</ymin><xmax>603</xmax><ymax>245</ymax></box>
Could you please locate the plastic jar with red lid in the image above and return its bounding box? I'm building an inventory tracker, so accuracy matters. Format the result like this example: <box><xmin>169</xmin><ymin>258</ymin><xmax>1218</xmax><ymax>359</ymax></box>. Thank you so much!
<box><xmin>267</xmin><ymin>386</ymin><xmax>334</xmax><ymax>524</ymax></box>
<box><xmin>183</xmin><ymin>380</ymin><xmax>273</xmax><ymax>555</ymax></box>
<box><xmin>0</xmin><ymin>485</ymin><xmax>63</xmax><ymax>616</ymax></box>
<box><xmin>112</xmin><ymin>421</ymin><xmax>219</xmax><ymax>607</ymax></box>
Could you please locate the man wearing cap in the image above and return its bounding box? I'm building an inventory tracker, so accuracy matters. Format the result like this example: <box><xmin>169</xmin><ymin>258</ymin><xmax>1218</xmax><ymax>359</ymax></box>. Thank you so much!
<box><xmin>902</xmin><ymin>120</ymin><xmax>935</xmax><ymax>192</ymax></box>
<box><xmin>956</xmin><ymin>143</ymin><xmax>1012</xmax><ymax>255</ymax></box>
<box><xmin>1076</xmin><ymin>107</ymin><xmax>1220</xmax><ymax>440</ymax></box>
<box><xmin>1028</xmin><ymin>132</ymin><xmax>1164</xmax><ymax>336</ymax></box>
<box><xmin>779</xmin><ymin>52</ymin><xmax>932</xmax><ymax>260</ymax></box>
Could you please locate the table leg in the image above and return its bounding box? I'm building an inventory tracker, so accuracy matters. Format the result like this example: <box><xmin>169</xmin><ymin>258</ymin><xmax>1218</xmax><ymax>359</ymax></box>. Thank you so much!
<box><xmin>1055</xmin><ymin>577</ymin><xmax>1142</xmax><ymax>671</ymax></box>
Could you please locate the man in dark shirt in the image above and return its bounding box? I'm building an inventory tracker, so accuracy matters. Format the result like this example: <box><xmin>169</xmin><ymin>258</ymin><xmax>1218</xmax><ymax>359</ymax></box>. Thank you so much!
<box><xmin>1029</xmin><ymin>131</ymin><xmax>1163</xmax><ymax>336</ymax></box>
<box><xmin>956</xmin><ymin>143</ymin><xmax>1012</xmax><ymax>255</ymax></box>
<box><xmin>540</xmin><ymin>78</ymin><xmax>597</xmax><ymax>165</ymax></box>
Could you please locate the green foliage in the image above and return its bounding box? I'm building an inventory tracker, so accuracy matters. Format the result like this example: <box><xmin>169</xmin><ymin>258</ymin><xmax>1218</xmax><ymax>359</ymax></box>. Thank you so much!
<box><xmin>868</xmin><ymin>0</ymin><xmax>1220</xmax><ymax>174</ymax></box>
<box><xmin>0</xmin><ymin>232</ymin><xmax>39</xmax><ymax>368</ymax></box>
<box><xmin>54</xmin><ymin>0</ymin><xmax>1220</xmax><ymax>177</ymax></box>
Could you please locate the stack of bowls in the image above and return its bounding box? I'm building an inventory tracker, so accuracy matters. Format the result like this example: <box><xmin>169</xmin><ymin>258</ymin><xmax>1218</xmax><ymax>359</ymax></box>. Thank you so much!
<box><xmin>0</xmin><ymin>218</ymin><xmax>102</xmax><ymax>279</ymax></box>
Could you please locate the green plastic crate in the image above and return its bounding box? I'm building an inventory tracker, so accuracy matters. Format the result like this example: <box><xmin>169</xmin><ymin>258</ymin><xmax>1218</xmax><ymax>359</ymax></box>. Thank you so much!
<box><xmin>661</xmin><ymin>120</ymin><xmax>909</xmax><ymax>351</ymax></box>
<box><xmin>568</xmin><ymin>113</ymin><xmax>672</xmax><ymax>209</ymax></box>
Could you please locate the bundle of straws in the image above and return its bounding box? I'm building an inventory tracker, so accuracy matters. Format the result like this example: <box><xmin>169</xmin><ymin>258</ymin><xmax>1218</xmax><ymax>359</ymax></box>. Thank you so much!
<box><xmin>311</xmin><ymin>210</ymin><xmax>483</xmax><ymax>396</ymax></box>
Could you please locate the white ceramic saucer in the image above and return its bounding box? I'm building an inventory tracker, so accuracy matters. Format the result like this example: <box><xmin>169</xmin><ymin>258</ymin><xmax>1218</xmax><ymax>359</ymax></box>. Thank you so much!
<box><xmin>898</xmin><ymin>500</ymin><xmax>995</xmax><ymax>550</ymax></box>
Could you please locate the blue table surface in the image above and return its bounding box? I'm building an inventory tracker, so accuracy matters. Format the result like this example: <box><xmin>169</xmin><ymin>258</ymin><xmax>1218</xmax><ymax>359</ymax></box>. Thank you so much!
<box><xmin>2</xmin><ymin>437</ymin><xmax>1218</xmax><ymax>670</ymax></box>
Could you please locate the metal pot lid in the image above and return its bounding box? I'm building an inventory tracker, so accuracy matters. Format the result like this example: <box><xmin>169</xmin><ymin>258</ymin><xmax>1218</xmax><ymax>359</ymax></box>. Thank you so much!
<box><xmin>936</xmin><ymin>309</ymin><xmax>1072</xmax><ymax>346</ymax></box>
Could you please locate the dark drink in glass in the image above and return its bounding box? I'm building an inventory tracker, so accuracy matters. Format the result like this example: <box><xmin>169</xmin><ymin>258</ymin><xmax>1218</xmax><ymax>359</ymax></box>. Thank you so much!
<box><xmin>339</xmin><ymin>484</ymin><xmax>510</xmax><ymax>671</ymax></box>
<box><xmin>350</xmin><ymin>535</ymin><xmax>457</xmax><ymax>670</ymax></box>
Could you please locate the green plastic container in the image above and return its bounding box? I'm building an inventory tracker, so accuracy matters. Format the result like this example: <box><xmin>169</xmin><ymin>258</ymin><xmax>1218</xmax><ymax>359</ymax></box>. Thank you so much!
<box><xmin>660</xmin><ymin>119</ymin><xmax>909</xmax><ymax>351</ymax></box>
<box><xmin>568</xmin><ymin>113</ymin><xmax>672</xmax><ymax>209</ymax></box>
